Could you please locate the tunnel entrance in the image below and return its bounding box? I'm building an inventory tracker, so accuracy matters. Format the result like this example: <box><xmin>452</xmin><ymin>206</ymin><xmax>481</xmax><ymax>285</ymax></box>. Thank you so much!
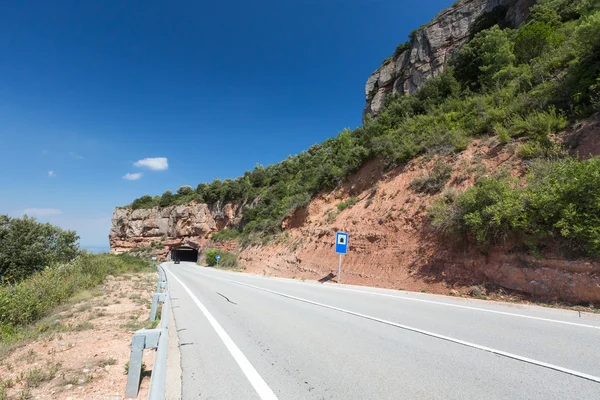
<box><xmin>172</xmin><ymin>245</ymin><xmax>199</xmax><ymax>263</ymax></box>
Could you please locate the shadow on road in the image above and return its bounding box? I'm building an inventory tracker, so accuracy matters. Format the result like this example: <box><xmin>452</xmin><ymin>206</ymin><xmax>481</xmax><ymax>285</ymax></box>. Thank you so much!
<box><xmin>318</xmin><ymin>273</ymin><xmax>336</xmax><ymax>283</ymax></box>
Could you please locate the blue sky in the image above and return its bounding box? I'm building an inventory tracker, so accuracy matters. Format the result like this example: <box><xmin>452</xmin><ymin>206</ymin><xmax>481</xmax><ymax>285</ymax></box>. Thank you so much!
<box><xmin>0</xmin><ymin>0</ymin><xmax>453</xmax><ymax>248</ymax></box>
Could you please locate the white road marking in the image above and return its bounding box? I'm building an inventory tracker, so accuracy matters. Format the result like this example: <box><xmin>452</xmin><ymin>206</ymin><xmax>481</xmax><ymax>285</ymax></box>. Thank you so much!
<box><xmin>324</xmin><ymin>286</ymin><xmax>600</xmax><ymax>330</ymax></box>
<box><xmin>168</xmin><ymin>271</ymin><xmax>279</xmax><ymax>400</ymax></box>
<box><xmin>194</xmin><ymin>266</ymin><xmax>600</xmax><ymax>330</ymax></box>
<box><xmin>211</xmin><ymin>274</ymin><xmax>600</xmax><ymax>384</ymax></box>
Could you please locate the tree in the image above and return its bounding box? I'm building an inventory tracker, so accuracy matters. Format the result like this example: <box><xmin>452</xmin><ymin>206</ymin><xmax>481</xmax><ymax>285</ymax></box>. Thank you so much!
<box><xmin>159</xmin><ymin>190</ymin><xmax>174</xmax><ymax>207</ymax></box>
<box><xmin>195</xmin><ymin>183</ymin><xmax>207</xmax><ymax>202</ymax></box>
<box><xmin>204</xmin><ymin>179</ymin><xmax>223</xmax><ymax>204</ymax></box>
<box><xmin>453</xmin><ymin>26</ymin><xmax>516</xmax><ymax>91</ymax></box>
<box><xmin>0</xmin><ymin>216</ymin><xmax>80</xmax><ymax>283</ymax></box>
<box><xmin>177</xmin><ymin>185</ymin><xmax>194</xmax><ymax>195</ymax></box>
<box><xmin>131</xmin><ymin>195</ymin><xmax>154</xmax><ymax>209</ymax></box>
<box><xmin>514</xmin><ymin>22</ymin><xmax>561</xmax><ymax>64</ymax></box>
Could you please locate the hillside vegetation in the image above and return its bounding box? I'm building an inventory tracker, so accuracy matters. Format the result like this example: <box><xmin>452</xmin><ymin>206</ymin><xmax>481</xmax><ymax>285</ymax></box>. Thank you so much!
<box><xmin>0</xmin><ymin>216</ymin><xmax>152</xmax><ymax>342</ymax></box>
<box><xmin>127</xmin><ymin>0</ymin><xmax>600</xmax><ymax>256</ymax></box>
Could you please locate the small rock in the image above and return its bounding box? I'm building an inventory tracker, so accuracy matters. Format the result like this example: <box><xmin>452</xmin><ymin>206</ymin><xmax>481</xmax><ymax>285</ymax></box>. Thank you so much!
<box><xmin>77</xmin><ymin>378</ymin><xmax>85</xmax><ymax>384</ymax></box>
<box><xmin>82</xmin><ymin>368</ymin><xmax>90</xmax><ymax>373</ymax></box>
<box><xmin>104</xmin><ymin>365</ymin><xmax>111</xmax><ymax>371</ymax></box>
<box><xmin>64</xmin><ymin>384</ymin><xmax>73</xmax><ymax>390</ymax></box>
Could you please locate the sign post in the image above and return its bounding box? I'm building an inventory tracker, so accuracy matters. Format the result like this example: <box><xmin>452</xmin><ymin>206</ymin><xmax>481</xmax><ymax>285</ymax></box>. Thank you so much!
<box><xmin>335</xmin><ymin>232</ymin><xmax>349</xmax><ymax>283</ymax></box>
<box><xmin>216</xmin><ymin>254</ymin><xmax>221</xmax><ymax>267</ymax></box>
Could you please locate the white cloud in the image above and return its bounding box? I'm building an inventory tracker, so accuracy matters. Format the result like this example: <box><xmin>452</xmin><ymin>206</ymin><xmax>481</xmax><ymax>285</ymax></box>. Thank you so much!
<box><xmin>69</xmin><ymin>152</ymin><xmax>84</xmax><ymax>159</ymax></box>
<box><xmin>23</xmin><ymin>208</ymin><xmax>63</xmax><ymax>216</ymax></box>
<box><xmin>123</xmin><ymin>172</ymin><xmax>143</xmax><ymax>181</ymax></box>
<box><xmin>133</xmin><ymin>157</ymin><xmax>168</xmax><ymax>171</ymax></box>
<box><xmin>48</xmin><ymin>170</ymin><xmax>55</xmax><ymax>177</ymax></box>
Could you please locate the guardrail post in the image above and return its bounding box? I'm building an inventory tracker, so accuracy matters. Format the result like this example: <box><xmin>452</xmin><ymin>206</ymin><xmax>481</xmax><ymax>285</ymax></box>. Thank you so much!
<box><xmin>125</xmin><ymin>334</ymin><xmax>146</xmax><ymax>398</ymax></box>
<box><xmin>150</xmin><ymin>293</ymin><xmax>160</xmax><ymax>321</ymax></box>
<box><xmin>150</xmin><ymin>293</ymin><xmax>166</xmax><ymax>322</ymax></box>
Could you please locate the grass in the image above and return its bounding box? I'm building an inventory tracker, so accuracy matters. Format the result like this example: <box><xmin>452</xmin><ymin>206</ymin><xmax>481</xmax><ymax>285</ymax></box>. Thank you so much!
<box><xmin>0</xmin><ymin>254</ymin><xmax>152</xmax><ymax>346</ymax></box>
<box><xmin>121</xmin><ymin>316</ymin><xmax>156</xmax><ymax>332</ymax></box>
<box><xmin>409</xmin><ymin>160</ymin><xmax>452</xmax><ymax>195</ymax></box>
<box><xmin>97</xmin><ymin>357</ymin><xmax>117</xmax><ymax>368</ymax></box>
<box><xmin>336</xmin><ymin>196</ymin><xmax>358</xmax><ymax>212</ymax></box>
<box><xmin>72</xmin><ymin>322</ymin><xmax>94</xmax><ymax>331</ymax></box>
<box><xmin>123</xmin><ymin>361</ymin><xmax>146</xmax><ymax>375</ymax></box>
<box><xmin>24</xmin><ymin>362</ymin><xmax>61</xmax><ymax>388</ymax></box>
<box><xmin>25</xmin><ymin>349</ymin><xmax>36</xmax><ymax>363</ymax></box>
<box><xmin>62</xmin><ymin>371</ymin><xmax>93</xmax><ymax>386</ymax></box>
<box><xmin>204</xmin><ymin>249</ymin><xmax>240</xmax><ymax>269</ymax></box>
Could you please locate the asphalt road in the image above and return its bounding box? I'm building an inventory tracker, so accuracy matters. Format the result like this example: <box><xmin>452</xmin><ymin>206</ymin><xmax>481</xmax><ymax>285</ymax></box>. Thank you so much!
<box><xmin>164</xmin><ymin>262</ymin><xmax>600</xmax><ymax>399</ymax></box>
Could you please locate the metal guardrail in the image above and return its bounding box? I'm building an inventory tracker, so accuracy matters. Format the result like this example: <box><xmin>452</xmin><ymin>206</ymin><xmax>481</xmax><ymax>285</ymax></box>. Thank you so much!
<box><xmin>125</xmin><ymin>263</ymin><xmax>170</xmax><ymax>399</ymax></box>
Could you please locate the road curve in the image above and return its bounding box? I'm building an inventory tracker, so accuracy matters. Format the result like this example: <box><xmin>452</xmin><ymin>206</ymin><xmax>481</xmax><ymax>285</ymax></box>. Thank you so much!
<box><xmin>165</xmin><ymin>262</ymin><xmax>600</xmax><ymax>399</ymax></box>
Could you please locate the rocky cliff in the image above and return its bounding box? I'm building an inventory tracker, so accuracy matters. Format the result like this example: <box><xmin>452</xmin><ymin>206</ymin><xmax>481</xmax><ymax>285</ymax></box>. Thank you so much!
<box><xmin>109</xmin><ymin>202</ymin><xmax>242</xmax><ymax>257</ymax></box>
<box><xmin>363</xmin><ymin>0</ymin><xmax>535</xmax><ymax>121</ymax></box>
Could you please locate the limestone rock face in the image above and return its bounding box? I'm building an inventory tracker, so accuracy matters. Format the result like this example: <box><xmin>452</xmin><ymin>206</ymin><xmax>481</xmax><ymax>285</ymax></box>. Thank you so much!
<box><xmin>363</xmin><ymin>0</ymin><xmax>535</xmax><ymax>121</ymax></box>
<box><xmin>109</xmin><ymin>202</ymin><xmax>242</xmax><ymax>255</ymax></box>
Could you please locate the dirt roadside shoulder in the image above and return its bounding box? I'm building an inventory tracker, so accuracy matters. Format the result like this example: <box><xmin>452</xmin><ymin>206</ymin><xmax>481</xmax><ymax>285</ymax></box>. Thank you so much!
<box><xmin>0</xmin><ymin>272</ymin><xmax>159</xmax><ymax>400</ymax></box>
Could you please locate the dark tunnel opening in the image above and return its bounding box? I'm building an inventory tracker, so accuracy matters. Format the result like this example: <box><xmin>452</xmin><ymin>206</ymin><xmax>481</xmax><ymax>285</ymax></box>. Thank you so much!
<box><xmin>172</xmin><ymin>246</ymin><xmax>199</xmax><ymax>263</ymax></box>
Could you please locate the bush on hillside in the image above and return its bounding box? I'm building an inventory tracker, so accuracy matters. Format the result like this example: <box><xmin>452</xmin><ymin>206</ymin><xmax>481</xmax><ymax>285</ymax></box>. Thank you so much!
<box><xmin>0</xmin><ymin>253</ymin><xmax>151</xmax><ymax>332</ymax></box>
<box><xmin>409</xmin><ymin>161</ymin><xmax>453</xmax><ymax>195</ymax></box>
<box><xmin>211</xmin><ymin>229</ymin><xmax>241</xmax><ymax>242</ymax></box>
<box><xmin>395</xmin><ymin>41</ymin><xmax>411</xmax><ymax>56</ymax></box>
<box><xmin>337</xmin><ymin>197</ymin><xmax>358</xmax><ymax>212</ymax></box>
<box><xmin>177</xmin><ymin>185</ymin><xmax>194</xmax><ymax>195</ymax></box>
<box><xmin>204</xmin><ymin>249</ymin><xmax>238</xmax><ymax>268</ymax></box>
<box><xmin>452</xmin><ymin>25</ymin><xmax>516</xmax><ymax>91</ymax></box>
<box><xmin>0</xmin><ymin>216</ymin><xmax>80</xmax><ymax>284</ymax></box>
<box><xmin>514</xmin><ymin>22</ymin><xmax>562</xmax><ymax>64</ymax></box>
<box><xmin>431</xmin><ymin>157</ymin><xmax>600</xmax><ymax>256</ymax></box>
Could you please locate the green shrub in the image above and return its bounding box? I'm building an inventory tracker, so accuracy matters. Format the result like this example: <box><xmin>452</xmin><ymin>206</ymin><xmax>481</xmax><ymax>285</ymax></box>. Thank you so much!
<box><xmin>432</xmin><ymin>157</ymin><xmax>600</xmax><ymax>255</ymax></box>
<box><xmin>409</xmin><ymin>161</ymin><xmax>452</xmax><ymax>195</ymax></box>
<box><xmin>507</xmin><ymin>108</ymin><xmax>567</xmax><ymax>143</ymax></box>
<box><xmin>0</xmin><ymin>254</ymin><xmax>151</xmax><ymax>333</ymax></box>
<box><xmin>0</xmin><ymin>216</ymin><xmax>80</xmax><ymax>284</ymax></box>
<box><xmin>452</xmin><ymin>25</ymin><xmax>516</xmax><ymax>91</ymax></box>
<box><xmin>514</xmin><ymin>22</ymin><xmax>562</xmax><ymax>64</ymax></box>
<box><xmin>211</xmin><ymin>229</ymin><xmax>241</xmax><ymax>242</ymax></box>
<box><xmin>204</xmin><ymin>249</ymin><xmax>238</xmax><ymax>268</ymax></box>
<box><xmin>395</xmin><ymin>41</ymin><xmax>411</xmax><ymax>56</ymax></box>
<box><xmin>176</xmin><ymin>185</ymin><xmax>193</xmax><ymax>195</ymax></box>
<box><xmin>336</xmin><ymin>197</ymin><xmax>358</xmax><ymax>212</ymax></box>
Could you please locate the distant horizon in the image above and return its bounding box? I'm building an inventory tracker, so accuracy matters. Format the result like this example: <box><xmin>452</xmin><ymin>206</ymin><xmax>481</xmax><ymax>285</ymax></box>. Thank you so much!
<box><xmin>81</xmin><ymin>244</ymin><xmax>111</xmax><ymax>253</ymax></box>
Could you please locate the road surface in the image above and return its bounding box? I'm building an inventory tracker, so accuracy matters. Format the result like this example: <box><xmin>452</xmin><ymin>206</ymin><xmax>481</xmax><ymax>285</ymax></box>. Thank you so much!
<box><xmin>164</xmin><ymin>262</ymin><xmax>600</xmax><ymax>399</ymax></box>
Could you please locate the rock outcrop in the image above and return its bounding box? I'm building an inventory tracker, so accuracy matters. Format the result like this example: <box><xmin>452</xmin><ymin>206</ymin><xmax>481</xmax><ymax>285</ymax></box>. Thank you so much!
<box><xmin>363</xmin><ymin>0</ymin><xmax>535</xmax><ymax>121</ymax></box>
<box><xmin>109</xmin><ymin>202</ymin><xmax>242</xmax><ymax>256</ymax></box>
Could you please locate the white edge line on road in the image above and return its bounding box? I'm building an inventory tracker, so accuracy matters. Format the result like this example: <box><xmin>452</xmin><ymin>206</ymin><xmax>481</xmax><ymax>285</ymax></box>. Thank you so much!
<box><xmin>215</xmin><ymin>275</ymin><xmax>600</xmax><ymax>385</ymax></box>
<box><xmin>194</xmin><ymin>266</ymin><xmax>600</xmax><ymax>330</ymax></box>
<box><xmin>167</xmin><ymin>271</ymin><xmax>280</xmax><ymax>400</ymax></box>
<box><xmin>325</xmin><ymin>285</ymin><xmax>600</xmax><ymax>330</ymax></box>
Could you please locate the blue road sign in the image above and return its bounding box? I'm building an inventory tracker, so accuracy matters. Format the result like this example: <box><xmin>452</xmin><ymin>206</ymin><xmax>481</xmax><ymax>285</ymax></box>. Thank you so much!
<box><xmin>216</xmin><ymin>255</ymin><xmax>221</xmax><ymax>260</ymax></box>
<box><xmin>335</xmin><ymin>232</ymin><xmax>349</xmax><ymax>254</ymax></box>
